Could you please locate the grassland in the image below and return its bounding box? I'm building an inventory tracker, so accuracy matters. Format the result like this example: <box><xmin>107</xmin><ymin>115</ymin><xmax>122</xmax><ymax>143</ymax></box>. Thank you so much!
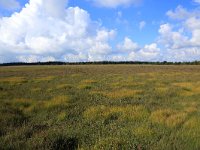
<box><xmin>0</xmin><ymin>65</ymin><xmax>200</xmax><ymax>150</ymax></box>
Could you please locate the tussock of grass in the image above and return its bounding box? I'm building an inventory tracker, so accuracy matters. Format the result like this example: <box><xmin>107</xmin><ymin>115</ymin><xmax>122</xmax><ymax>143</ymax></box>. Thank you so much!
<box><xmin>183</xmin><ymin>117</ymin><xmax>200</xmax><ymax>129</ymax></box>
<box><xmin>104</xmin><ymin>89</ymin><xmax>142</xmax><ymax>99</ymax></box>
<box><xmin>184</xmin><ymin>106</ymin><xmax>198</xmax><ymax>113</ymax></box>
<box><xmin>181</xmin><ymin>117</ymin><xmax>200</xmax><ymax>143</ymax></box>
<box><xmin>83</xmin><ymin>105</ymin><xmax>149</xmax><ymax>121</ymax></box>
<box><xmin>173</xmin><ymin>82</ymin><xmax>200</xmax><ymax>96</ymax></box>
<box><xmin>34</xmin><ymin>76</ymin><xmax>55</xmax><ymax>82</ymax></box>
<box><xmin>150</xmin><ymin>109</ymin><xmax>187</xmax><ymax>127</ymax></box>
<box><xmin>78</xmin><ymin>79</ymin><xmax>97</xmax><ymax>89</ymax></box>
<box><xmin>156</xmin><ymin>87</ymin><xmax>168</xmax><ymax>93</ymax></box>
<box><xmin>57</xmin><ymin>112</ymin><xmax>67</xmax><ymax>121</ymax></box>
<box><xmin>0</xmin><ymin>77</ymin><xmax>26</xmax><ymax>83</ymax></box>
<box><xmin>133</xmin><ymin>125</ymin><xmax>154</xmax><ymax>138</ymax></box>
<box><xmin>78</xmin><ymin>84</ymin><xmax>92</xmax><ymax>89</ymax></box>
<box><xmin>31</xmin><ymin>88</ymin><xmax>41</xmax><ymax>92</ymax></box>
<box><xmin>12</xmin><ymin>98</ymin><xmax>34</xmax><ymax>109</ymax></box>
<box><xmin>93</xmin><ymin>137</ymin><xmax>126</xmax><ymax>150</ymax></box>
<box><xmin>110</xmin><ymin>82</ymin><xmax>143</xmax><ymax>89</ymax></box>
<box><xmin>17</xmin><ymin>96</ymin><xmax>69</xmax><ymax>113</ymax></box>
<box><xmin>81</xmin><ymin>79</ymin><xmax>97</xmax><ymax>84</ymax></box>
<box><xmin>56</xmin><ymin>84</ymin><xmax>72</xmax><ymax>90</ymax></box>
<box><xmin>44</xmin><ymin>96</ymin><xmax>69</xmax><ymax>109</ymax></box>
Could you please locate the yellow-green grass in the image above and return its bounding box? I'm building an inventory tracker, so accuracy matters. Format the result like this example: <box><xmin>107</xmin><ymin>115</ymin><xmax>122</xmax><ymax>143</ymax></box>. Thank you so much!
<box><xmin>173</xmin><ymin>82</ymin><xmax>200</xmax><ymax>96</ymax></box>
<box><xmin>150</xmin><ymin>109</ymin><xmax>188</xmax><ymax>128</ymax></box>
<box><xmin>132</xmin><ymin>125</ymin><xmax>154</xmax><ymax>138</ymax></box>
<box><xmin>78</xmin><ymin>79</ymin><xmax>97</xmax><ymax>89</ymax></box>
<box><xmin>0</xmin><ymin>77</ymin><xmax>26</xmax><ymax>84</ymax></box>
<box><xmin>33</xmin><ymin>76</ymin><xmax>55</xmax><ymax>82</ymax></box>
<box><xmin>92</xmin><ymin>89</ymin><xmax>143</xmax><ymax>99</ymax></box>
<box><xmin>83</xmin><ymin>105</ymin><xmax>149</xmax><ymax>121</ymax></box>
<box><xmin>1</xmin><ymin>65</ymin><xmax>200</xmax><ymax>149</ymax></box>
<box><xmin>44</xmin><ymin>95</ymin><xmax>69</xmax><ymax>109</ymax></box>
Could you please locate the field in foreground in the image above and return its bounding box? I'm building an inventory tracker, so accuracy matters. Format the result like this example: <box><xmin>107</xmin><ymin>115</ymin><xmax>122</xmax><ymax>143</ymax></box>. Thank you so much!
<box><xmin>0</xmin><ymin>65</ymin><xmax>200</xmax><ymax>150</ymax></box>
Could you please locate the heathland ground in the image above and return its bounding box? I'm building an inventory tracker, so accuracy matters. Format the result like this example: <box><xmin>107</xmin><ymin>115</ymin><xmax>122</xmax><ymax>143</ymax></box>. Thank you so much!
<box><xmin>0</xmin><ymin>65</ymin><xmax>200</xmax><ymax>149</ymax></box>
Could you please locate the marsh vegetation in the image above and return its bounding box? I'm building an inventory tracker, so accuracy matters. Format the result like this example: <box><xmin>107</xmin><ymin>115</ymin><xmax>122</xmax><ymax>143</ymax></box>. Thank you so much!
<box><xmin>0</xmin><ymin>65</ymin><xmax>200</xmax><ymax>149</ymax></box>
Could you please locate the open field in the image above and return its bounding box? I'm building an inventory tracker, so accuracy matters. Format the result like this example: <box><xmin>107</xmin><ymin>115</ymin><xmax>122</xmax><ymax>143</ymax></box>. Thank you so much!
<box><xmin>0</xmin><ymin>65</ymin><xmax>200</xmax><ymax>150</ymax></box>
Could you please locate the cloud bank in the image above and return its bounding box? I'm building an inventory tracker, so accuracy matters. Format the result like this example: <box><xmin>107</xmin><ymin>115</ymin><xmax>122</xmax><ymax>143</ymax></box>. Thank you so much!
<box><xmin>159</xmin><ymin>5</ymin><xmax>200</xmax><ymax>61</ymax></box>
<box><xmin>0</xmin><ymin>0</ymin><xmax>200</xmax><ymax>62</ymax></box>
<box><xmin>0</xmin><ymin>0</ymin><xmax>116</xmax><ymax>62</ymax></box>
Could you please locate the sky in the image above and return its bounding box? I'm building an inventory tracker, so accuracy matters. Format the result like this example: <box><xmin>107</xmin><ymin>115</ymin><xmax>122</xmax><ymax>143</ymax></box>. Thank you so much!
<box><xmin>0</xmin><ymin>0</ymin><xmax>200</xmax><ymax>62</ymax></box>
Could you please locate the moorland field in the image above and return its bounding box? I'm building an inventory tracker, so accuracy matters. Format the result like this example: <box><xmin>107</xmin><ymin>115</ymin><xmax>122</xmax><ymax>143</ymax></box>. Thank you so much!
<box><xmin>0</xmin><ymin>65</ymin><xmax>200</xmax><ymax>149</ymax></box>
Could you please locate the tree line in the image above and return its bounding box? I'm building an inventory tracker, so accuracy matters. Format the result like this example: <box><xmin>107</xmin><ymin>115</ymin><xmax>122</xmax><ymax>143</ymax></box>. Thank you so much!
<box><xmin>0</xmin><ymin>61</ymin><xmax>200</xmax><ymax>66</ymax></box>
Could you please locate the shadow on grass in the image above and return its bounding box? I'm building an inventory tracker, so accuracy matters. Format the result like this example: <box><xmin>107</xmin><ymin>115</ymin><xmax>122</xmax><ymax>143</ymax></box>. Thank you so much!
<box><xmin>44</xmin><ymin>135</ymin><xmax>78</xmax><ymax>150</ymax></box>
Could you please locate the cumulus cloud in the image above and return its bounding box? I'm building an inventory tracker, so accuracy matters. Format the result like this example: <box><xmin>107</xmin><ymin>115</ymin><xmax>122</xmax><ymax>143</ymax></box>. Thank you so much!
<box><xmin>88</xmin><ymin>0</ymin><xmax>142</xmax><ymax>8</ymax></box>
<box><xmin>166</xmin><ymin>5</ymin><xmax>200</xmax><ymax>20</ymax></box>
<box><xmin>0</xmin><ymin>0</ymin><xmax>115</xmax><ymax>62</ymax></box>
<box><xmin>158</xmin><ymin>5</ymin><xmax>200</xmax><ymax>61</ymax></box>
<box><xmin>117</xmin><ymin>37</ymin><xmax>139</xmax><ymax>52</ymax></box>
<box><xmin>114</xmin><ymin>37</ymin><xmax>160</xmax><ymax>61</ymax></box>
<box><xmin>0</xmin><ymin>0</ymin><xmax>20</xmax><ymax>10</ymax></box>
<box><xmin>128</xmin><ymin>43</ymin><xmax>160</xmax><ymax>61</ymax></box>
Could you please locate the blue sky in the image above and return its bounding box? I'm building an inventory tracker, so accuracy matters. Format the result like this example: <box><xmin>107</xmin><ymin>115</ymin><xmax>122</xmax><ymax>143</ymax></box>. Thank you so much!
<box><xmin>0</xmin><ymin>0</ymin><xmax>200</xmax><ymax>62</ymax></box>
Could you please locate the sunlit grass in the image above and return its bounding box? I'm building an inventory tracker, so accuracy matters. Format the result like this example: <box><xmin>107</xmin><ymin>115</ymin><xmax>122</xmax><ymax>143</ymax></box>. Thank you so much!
<box><xmin>102</xmin><ymin>89</ymin><xmax>142</xmax><ymax>99</ymax></box>
<box><xmin>31</xmin><ymin>88</ymin><xmax>41</xmax><ymax>92</ymax></box>
<box><xmin>173</xmin><ymin>82</ymin><xmax>200</xmax><ymax>96</ymax></box>
<box><xmin>150</xmin><ymin>109</ymin><xmax>188</xmax><ymax>128</ymax></box>
<box><xmin>44</xmin><ymin>95</ymin><xmax>69</xmax><ymax>109</ymax></box>
<box><xmin>83</xmin><ymin>105</ymin><xmax>149</xmax><ymax>121</ymax></box>
<box><xmin>0</xmin><ymin>77</ymin><xmax>26</xmax><ymax>84</ymax></box>
<box><xmin>93</xmin><ymin>137</ymin><xmax>125</xmax><ymax>150</ymax></box>
<box><xmin>57</xmin><ymin>112</ymin><xmax>67</xmax><ymax>121</ymax></box>
<box><xmin>133</xmin><ymin>125</ymin><xmax>154</xmax><ymax>138</ymax></box>
<box><xmin>1</xmin><ymin>65</ymin><xmax>200</xmax><ymax>149</ymax></box>
<box><xmin>34</xmin><ymin>76</ymin><xmax>55</xmax><ymax>82</ymax></box>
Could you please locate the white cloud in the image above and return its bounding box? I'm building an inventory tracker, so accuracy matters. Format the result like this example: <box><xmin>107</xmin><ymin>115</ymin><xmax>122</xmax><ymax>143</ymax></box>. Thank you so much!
<box><xmin>0</xmin><ymin>0</ymin><xmax>115</xmax><ymax>62</ymax></box>
<box><xmin>117</xmin><ymin>37</ymin><xmax>139</xmax><ymax>52</ymax></box>
<box><xmin>158</xmin><ymin>23</ymin><xmax>189</xmax><ymax>49</ymax></box>
<box><xmin>139</xmin><ymin>21</ymin><xmax>146</xmax><ymax>30</ymax></box>
<box><xmin>17</xmin><ymin>55</ymin><xmax>56</xmax><ymax>63</ymax></box>
<box><xmin>88</xmin><ymin>0</ymin><xmax>141</xmax><ymax>8</ymax></box>
<box><xmin>128</xmin><ymin>43</ymin><xmax>160</xmax><ymax>61</ymax></box>
<box><xmin>115</xmin><ymin>38</ymin><xmax>160</xmax><ymax>61</ymax></box>
<box><xmin>0</xmin><ymin>0</ymin><xmax>20</xmax><ymax>10</ymax></box>
<box><xmin>166</xmin><ymin>5</ymin><xmax>200</xmax><ymax>20</ymax></box>
<box><xmin>158</xmin><ymin>5</ymin><xmax>200</xmax><ymax>61</ymax></box>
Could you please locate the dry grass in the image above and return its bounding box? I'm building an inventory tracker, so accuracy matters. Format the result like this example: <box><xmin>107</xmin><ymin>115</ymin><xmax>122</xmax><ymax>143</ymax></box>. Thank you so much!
<box><xmin>34</xmin><ymin>76</ymin><xmax>55</xmax><ymax>82</ymax></box>
<box><xmin>83</xmin><ymin>105</ymin><xmax>149</xmax><ymax>121</ymax></box>
<box><xmin>1</xmin><ymin>65</ymin><xmax>200</xmax><ymax>149</ymax></box>
<box><xmin>150</xmin><ymin>109</ymin><xmax>187</xmax><ymax>128</ymax></box>
<box><xmin>57</xmin><ymin>112</ymin><xmax>67</xmax><ymax>121</ymax></box>
<box><xmin>133</xmin><ymin>125</ymin><xmax>154</xmax><ymax>138</ymax></box>
<box><xmin>173</xmin><ymin>82</ymin><xmax>200</xmax><ymax>96</ymax></box>
<box><xmin>78</xmin><ymin>79</ymin><xmax>97</xmax><ymax>89</ymax></box>
<box><xmin>93</xmin><ymin>137</ymin><xmax>125</xmax><ymax>150</ymax></box>
<box><xmin>44</xmin><ymin>95</ymin><xmax>69</xmax><ymax>108</ymax></box>
<box><xmin>0</xmin><ymin>77</ymin><xmax>25</xmax><ymax>83</ymax></box>
<box><xmin>102</xmin><ymin>89</ymin><xmax>142</xmax><ymax>99</ymax></box>
<box><xmin>31</xmin><ymin>88</ymin><xmax>41</xmax><ymax>92</ymax></box>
